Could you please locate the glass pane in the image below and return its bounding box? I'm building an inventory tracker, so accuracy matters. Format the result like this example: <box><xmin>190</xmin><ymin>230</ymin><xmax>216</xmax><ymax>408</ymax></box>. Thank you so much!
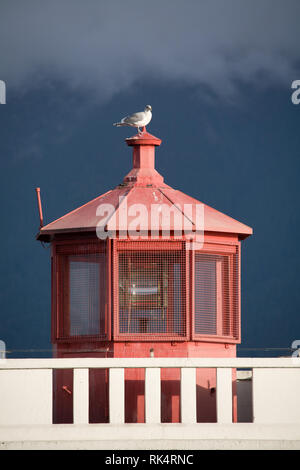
<box><xmin>194</xmin><ymin>257</ymin><xmax>217</xmax><ymax>335</ymax></box>
<box><xmin>69</xmin><ymin>256</ymin><xmax>100</xmax><ymax>336</ymax></box>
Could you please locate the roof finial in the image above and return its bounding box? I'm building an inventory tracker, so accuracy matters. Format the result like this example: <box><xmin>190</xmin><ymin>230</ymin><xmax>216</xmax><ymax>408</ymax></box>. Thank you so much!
<box><xmin>123</xmin><ymin>130</ymin><xmax>163</xmax><ymax>186</ymax></box>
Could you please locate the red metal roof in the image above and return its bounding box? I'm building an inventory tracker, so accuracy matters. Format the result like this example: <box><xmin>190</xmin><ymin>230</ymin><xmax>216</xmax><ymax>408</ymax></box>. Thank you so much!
<box><xmin>37</xmin><ymin>130</ymin><xmax>252</xmax><ymax>241</ymax></box>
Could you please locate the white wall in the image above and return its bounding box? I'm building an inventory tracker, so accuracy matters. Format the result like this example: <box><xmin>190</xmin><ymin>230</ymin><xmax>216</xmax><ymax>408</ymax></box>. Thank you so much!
<box><xmin>253</xmin><ymin>368</ymin><xmax>300</xmax><ymax>424</ymax></box>
<box><xmin>0</xmin><ymin>369</ymin><xmax>52</xmax><ymax>425</ymax></box>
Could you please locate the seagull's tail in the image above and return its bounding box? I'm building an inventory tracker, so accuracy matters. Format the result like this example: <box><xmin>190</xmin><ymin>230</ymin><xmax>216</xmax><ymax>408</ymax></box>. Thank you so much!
<box><xmin>113</xmin><ymin>122</ymin><xmax>127</xmax><ymax>127</ymax></box>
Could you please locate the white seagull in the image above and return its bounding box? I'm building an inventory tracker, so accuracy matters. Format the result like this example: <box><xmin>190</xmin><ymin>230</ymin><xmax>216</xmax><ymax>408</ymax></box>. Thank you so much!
<box><xmin>113</xmin><ymin>105</ymin><xmax>152</xmax><ymax>134</ymax></box>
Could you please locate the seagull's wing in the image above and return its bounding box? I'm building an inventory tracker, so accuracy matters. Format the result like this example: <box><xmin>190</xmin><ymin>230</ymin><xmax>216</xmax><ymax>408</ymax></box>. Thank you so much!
<box><xmin>122</xmin><ymin>111</ymin><xmax>145</xmax><ymax>124</ymax></box>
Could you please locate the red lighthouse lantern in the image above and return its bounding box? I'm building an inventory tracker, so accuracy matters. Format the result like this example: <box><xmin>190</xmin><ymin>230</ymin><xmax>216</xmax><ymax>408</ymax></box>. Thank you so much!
<box><xmin>37</xmin><ymin>128</ymin><xmax>252</xmax><ymax>424</ymax></box>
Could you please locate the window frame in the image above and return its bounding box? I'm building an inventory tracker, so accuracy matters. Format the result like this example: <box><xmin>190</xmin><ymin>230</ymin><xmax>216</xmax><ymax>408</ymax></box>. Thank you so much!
<box><xmin>113</xmin><ymin>240</ymin><xmax>189</xmax><ymax>341</ymax></box>
<box><xmin>52</xmin><ymin>239</ymin><xmax>110</xmax><ymax>342</ymax></box>
<box><xmin>191</xmin><ymin>242</ymin><xmax>240</xmax><ymax>344</ymax></box>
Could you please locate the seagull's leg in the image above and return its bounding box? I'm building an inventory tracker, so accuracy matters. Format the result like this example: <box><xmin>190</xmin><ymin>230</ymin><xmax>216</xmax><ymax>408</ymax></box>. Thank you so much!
<box><xmin>142</xmin><ymin>126</ymin><xmax>146</xmax><ymax>134</ymax></box>
<box><xmin>137</xmin><ymin>126</ymin><xmax>141</xmax><ymax>135</ymax></box>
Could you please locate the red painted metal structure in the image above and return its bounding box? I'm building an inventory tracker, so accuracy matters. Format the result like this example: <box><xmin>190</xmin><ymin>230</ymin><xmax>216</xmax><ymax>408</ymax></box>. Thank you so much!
<box><xmin>37</xmin><ymin>128</ymin><xmax>252</xmax><ymax>424</ymax></box>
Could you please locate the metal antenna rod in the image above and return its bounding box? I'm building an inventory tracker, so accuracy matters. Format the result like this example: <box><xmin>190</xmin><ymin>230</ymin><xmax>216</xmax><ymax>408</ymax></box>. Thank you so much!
<box><xmin>35</xmin><ymin>187</ymin><xmax>44</xmax><ymax>229</ymax></box>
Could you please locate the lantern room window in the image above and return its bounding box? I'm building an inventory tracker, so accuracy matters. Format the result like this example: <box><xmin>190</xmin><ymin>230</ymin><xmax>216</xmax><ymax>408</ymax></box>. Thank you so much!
<box><xmin>54</xmin><ymin>239</ymin><xmax>239</xmax><ymax>343</ymax></box>
<box><xmin>114</xmin><ymin>241</ymin><xmax>187</xmax><ymax>340</ymax></box>
<box><xmin>193</xmin><ymin>250</ymin><xmax>239</xmax><ymax>341</ymax></box>
<box><xmin>55</xmin><ymin>242</ymin><xmax>107</xmax><ymax>340</ymax></box>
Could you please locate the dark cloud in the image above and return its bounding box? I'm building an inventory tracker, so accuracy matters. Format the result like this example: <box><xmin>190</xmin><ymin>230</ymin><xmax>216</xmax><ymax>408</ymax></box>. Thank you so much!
<box><xmin>0</xmin><ymin>0</ymin><xmax>299</xmax><ymax>100</ymax></box>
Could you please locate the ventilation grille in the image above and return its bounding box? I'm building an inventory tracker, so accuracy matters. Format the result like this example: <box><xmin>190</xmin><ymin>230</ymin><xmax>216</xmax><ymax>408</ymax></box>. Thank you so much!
<box><xmin>115</xmin><ymin>242</ymin><xmax>186</xmax><ymax>340</ymax></box>
<box><xmin>194</xmin><ymin>251</ymin><xmax>239</xmax><ymax>340</ymax></box>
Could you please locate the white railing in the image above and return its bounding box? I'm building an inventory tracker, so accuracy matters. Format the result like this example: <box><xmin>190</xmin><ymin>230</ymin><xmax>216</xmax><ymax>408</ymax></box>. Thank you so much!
<box><xmin>0</xmin><ymin>357</ymin><xmax>300</xmax><ymax>449</ymax></box>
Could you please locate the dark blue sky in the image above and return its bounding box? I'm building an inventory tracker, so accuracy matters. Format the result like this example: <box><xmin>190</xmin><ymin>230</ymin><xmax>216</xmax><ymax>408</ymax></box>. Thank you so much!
<box><xmin>0</xmin><ymin>1</ymin><xmax>299</xmax><ymax>357</ymax></box>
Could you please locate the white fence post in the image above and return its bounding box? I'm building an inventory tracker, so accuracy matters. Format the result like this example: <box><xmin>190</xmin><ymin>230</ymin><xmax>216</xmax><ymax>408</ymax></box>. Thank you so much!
<box><xmin>73</xmin><ymin>368</ymin><xmax>89</xmax><ymax>425</ymax></box>
<box><xmin>109</xmin><ymin>368</ymin><xmax>124</xmax><ymax>424</ymax></box>
<box><xmin>181</xmin><ymin>367</ymin><xmax>197</xmax><ymax>424</ymax></box>
<box><xmin>145</xmin><ymin>367</ymin><xmax>161</xmax><ymax>424</ymax></box>
<box><xmin>216</xmin><ymin>368</ymin><xmax>232</xmax><ymax>424</ymax></box>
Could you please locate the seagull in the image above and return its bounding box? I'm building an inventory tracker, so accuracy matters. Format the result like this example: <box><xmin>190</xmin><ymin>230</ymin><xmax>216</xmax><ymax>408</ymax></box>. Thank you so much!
<box><xmin>113</xmin><ymin>105</ymin><xmax>152</xmax><ymax>134</ymax></box>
